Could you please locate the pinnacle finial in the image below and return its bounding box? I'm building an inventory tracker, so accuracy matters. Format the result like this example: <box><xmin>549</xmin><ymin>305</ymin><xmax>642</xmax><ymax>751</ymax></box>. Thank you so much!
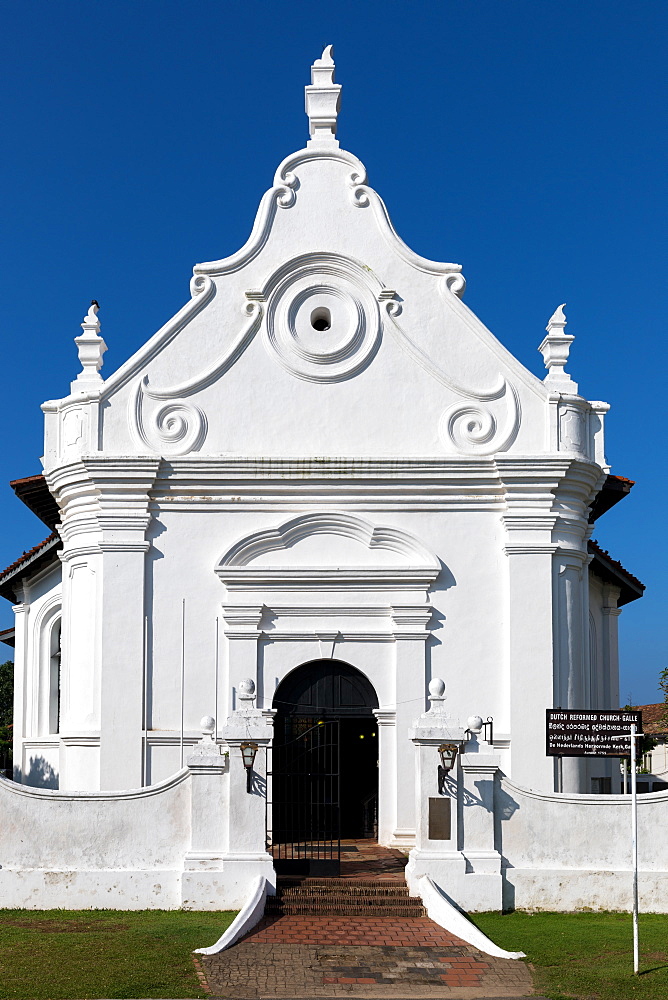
<box><xmin>547</xmin><ymin>303</ymin><xmax>567</xmax><ymax>330</ymax></box>
<box><xmin>71</xmin><ymin>299</ymin><xmax>107</xmax><ymax>393</ymax></box>
<box><xmin>305</xmin><ymin>43</ymin><xmax>341</xmax><ymax>144</ymax></box>
<box><xmin>538</xmin><ymin>303</ymin><xmax>578</xmax><ymax>392</ymax></box>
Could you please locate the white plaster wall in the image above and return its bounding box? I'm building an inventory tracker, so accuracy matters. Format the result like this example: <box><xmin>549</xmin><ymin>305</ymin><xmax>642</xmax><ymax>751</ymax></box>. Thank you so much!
<box><xmin>0</xmin><ymin>769</ymin><xmax>191</xmax><ymax>908</ymax></box>
<box><xmin>88</xmin><ymin>150</ymin><xmax>549</xmax><ymax>463</ymax></box>
<box><xmin>500</xmin><ymin>777</ymin><xmax>668</xmax><ymax>911</ymax></box>
<box><xmin>146</xmin><ymin>507</ymin><xmax>505</xmax><ymax>731</ymax></box>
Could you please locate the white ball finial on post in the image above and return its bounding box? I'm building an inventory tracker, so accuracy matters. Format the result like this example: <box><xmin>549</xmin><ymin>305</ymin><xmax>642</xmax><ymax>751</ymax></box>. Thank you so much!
<box><xmin>238</xmin><ymin>678</ymin><xmax>256</xmax><ymax>704</ymax></box>
<box><xmin>428</xmin><ymin>677</ymin><xmax>448</xmax><ymax>714</ymax></box>
<box><xmin>305</xmin><ymin>44</ymin><xmax>341</xmax><ymax>144</ymax></box>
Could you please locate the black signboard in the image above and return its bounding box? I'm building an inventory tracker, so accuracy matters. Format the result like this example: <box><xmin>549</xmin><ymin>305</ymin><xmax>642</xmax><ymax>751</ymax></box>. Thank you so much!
<box><xmin>546</xmin><ymin>709</ymin><xmax>643</xmax><ymax>757</ymax></box>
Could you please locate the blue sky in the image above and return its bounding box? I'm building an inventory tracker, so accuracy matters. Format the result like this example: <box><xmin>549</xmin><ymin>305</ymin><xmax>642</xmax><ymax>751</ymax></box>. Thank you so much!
<box><xmin>0</xmin><ymin>1</ymin><xmax>665</xmax><ymax>704</ymax></box>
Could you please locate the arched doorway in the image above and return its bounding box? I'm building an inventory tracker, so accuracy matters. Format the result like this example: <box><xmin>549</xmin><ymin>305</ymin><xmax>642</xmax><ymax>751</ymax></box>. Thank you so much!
<box><xmin>271</xmin><ymin>659</ymin><xmax>379</xmax><ymax>875</ymax></box>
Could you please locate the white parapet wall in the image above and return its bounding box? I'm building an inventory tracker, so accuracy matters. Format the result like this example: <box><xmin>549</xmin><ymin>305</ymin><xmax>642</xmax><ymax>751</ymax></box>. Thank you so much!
<box><xmin>0</xmin><ymin>718</ymin><xmax>275</xmax><ymax>911</ymax></box>
<box><xmin>3</xmin><ymin>762</ymin><xmax>668</xmax><ymax>912</ymax></box>
<box><xmin>499</xmin><ymin>778</ymin><xmax>668</xmax><ymax>912</ymax></box>
<box><xmin>0</xmin><ymin>769</ymin><xmax>192</xmax><ymax>909</ymax></box>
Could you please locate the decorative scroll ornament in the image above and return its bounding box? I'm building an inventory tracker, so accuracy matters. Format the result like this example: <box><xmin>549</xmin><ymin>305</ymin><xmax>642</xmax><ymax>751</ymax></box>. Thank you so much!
<box><xmin>439</xmin><ymin>386</ymin><xmax>520</xmax><ymax>455</ymax></box>
<box><xmin>382</xmin><ymin>297</ymin><xmax>521</xmax><ymax>456</ymax></box>
<box><xmin>260</xmin><ymin>253</ymin><xmax>383</xmax><ymax>383</ymax></box>
<box><xmin>131</xmin><ymin>292</ymin><xmax>264</xmax><ymax>455</ymax></box>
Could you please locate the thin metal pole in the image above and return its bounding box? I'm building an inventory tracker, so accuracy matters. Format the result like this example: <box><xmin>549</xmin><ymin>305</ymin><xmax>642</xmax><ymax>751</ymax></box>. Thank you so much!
<box><xmin>180</xmin><ymin>599</ymin><xmax>186</xmax><ymax>768</ymax></box>
<box><xmin>142</xmin><ymin>615</ymin><xmax>148</xmax><ymax>786</ymax></box>
<box><xmin>623</xmin><ymin>758</ymin><xmax>628</xmax><ymax>794</ymax></box>
<box><xmin>214</xmin><ymin>617</ymin><xmax>219</xmax><ymax>742</ymax></box>
<box><xmin>631</xmin><ymin>724</ymin><xmax>639</xmax><ymax>975</ymax></box>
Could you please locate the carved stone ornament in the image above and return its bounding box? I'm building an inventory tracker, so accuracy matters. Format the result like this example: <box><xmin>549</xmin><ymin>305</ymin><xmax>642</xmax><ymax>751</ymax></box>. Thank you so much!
<box><xmin>259</xmin><ymin>253</ymin><xmax>383</xmax><ymax>382</ymax></box>
<box><xmin>381</xmin><ymin>294</ymin><xmax>521</xmax><ymax>455</ymax></box>
<box><xmin>130</xmin><ymin>275</ymin><xmax>263</xmax><ymax>455</ymax></box>
<box><xmin>539</xmin><ymin>304</ymin><xmax>578</xmax><ymax>393</ymax></box>
<box><xmin>71</xmin><ymin>301</ymin><xmax>107</xmax><ymax>393</ymax></box>
<box><xmin>305</xmin><ymin>45</ymin><xmax>341</xmax><ymax>143</ymax></box>
<box><xmin>190</xmin><ymin>46</ymin><xmax>464</xmax><ymax>285</ymax></box>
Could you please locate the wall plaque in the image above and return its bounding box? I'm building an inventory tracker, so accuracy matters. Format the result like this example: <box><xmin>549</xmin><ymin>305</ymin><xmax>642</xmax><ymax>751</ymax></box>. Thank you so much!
<box><xmin>428</xmin><ymin>797</ymin><xmax>451</xmax><ymax>840</ymax></box>
<box><xmin>546</xmin><ymin>709</ymin><xmax>642</xmax><ymax>757</ymax></box>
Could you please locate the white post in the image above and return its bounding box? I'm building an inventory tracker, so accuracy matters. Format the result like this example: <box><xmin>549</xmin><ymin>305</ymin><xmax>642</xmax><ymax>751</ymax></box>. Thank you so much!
<box><xmin>631</xmin><ymin>724</ymin><xmax>639</xmax><ymax>975</ymax></box>
<box><xmin>214</xmin><ymin>617</ymin><xmax>220</xmax><ymax>743</ymax></box>
<box><xmin>142</xmin><ymin>615</ymin><xmax>148</xmax><ymax>786</ymax></box>
<box><xmin>180</xmin><ymin>599</ymin><xmax>186</xmax><ymax>768</ymax></box>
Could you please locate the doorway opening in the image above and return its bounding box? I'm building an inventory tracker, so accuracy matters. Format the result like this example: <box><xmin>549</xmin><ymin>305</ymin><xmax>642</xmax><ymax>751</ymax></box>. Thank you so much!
<box><xmin>270</xmin><ymin>659</ymin><xmax>379</xmax><ymax>875</ymax></box>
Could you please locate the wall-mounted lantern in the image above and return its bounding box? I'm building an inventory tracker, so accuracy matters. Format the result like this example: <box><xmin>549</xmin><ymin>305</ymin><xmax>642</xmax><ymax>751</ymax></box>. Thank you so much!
<box><xmin>240</xmin><ymin>741</ymin><xmax>259</xmax><ymax>792</ymax></box>
<box><xmin>438</xmin><ymin>743</ymin><xmax>459</xmax><ymax>773</ymax></box>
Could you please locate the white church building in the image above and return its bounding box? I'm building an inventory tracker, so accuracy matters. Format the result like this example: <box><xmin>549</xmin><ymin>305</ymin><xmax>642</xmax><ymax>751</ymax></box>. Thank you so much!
<box><xmin>1</xmin><ymin>48</ymin><xmax>661</xmax><ymax>915</ymax></box>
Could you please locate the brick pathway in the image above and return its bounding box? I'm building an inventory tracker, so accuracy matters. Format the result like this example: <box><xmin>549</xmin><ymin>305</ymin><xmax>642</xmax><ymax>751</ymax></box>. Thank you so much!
<box><xmin>199</xmin><ymin>842</ymin><xmax>535</xmax><ymax>998</ymax></box>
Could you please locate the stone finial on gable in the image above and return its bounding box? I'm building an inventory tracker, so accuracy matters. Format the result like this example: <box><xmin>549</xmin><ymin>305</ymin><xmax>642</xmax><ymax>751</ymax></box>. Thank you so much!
<box><xmin>71</xmin><ymin>300</ymin><xmax>107</xmax><ymax>393</ymax></box>
<box><xmin>305</xmin><ymin>44</ymin><xmax>341</xmax><ymax>144</ymax></box>
<box><xmin>538</xmin><ymin>304</ymin><xmax>578</xmax><ymax>393</ymax></box>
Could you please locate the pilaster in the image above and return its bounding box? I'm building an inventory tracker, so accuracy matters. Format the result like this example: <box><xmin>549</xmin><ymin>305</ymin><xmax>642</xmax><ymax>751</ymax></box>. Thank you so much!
<box><xmin>49</xmin><ymin>457</ymin><xmax>160</xmax><ymax>790</ymax></box>
<box><xmin>502</xmin><ymin>505</ymin><xmax>557</xmax><ymax>791</ymax></box>
<box><xmin>391</xmin><ymin>604</ymin><xmax>432</xmax><ymax>848</ymax></box>
<box><xmin>219</xmin><ymin>683</ymin><xmax>275</xmax><ymax>905</ymax></box>
<box><xmin>12</xmin><ymin>591</ymin><xmax>29</xmax><ymax>781</ymax></box>
<box><xmin>221</xmin><ymin>605</ymin><xmax>264</xmax><ymax>718</ymax></box>
<box><xmin>459</xmin><ymin>748</ymin><xmax>502</xmax><ymax>874</ymax></box>
<box><xmin>405</xmin><ymin>680</ymin><xmax>466</xmax><ymax>888</ymax></box>
<box><xmin>601</xmin><ymin>584</ymin><xmax>622</xmax><ymax>710</ymax></box>
<box><xmin>373</xmin><ymin>708</ymin><xmax>396</xmax><ymax>845</ymax></box>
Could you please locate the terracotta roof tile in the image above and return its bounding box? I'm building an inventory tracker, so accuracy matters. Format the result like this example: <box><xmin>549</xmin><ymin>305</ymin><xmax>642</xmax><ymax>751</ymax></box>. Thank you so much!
<box><xmin>588</xmin><ymin>538</ymin><xmax>645</xmax><ymax>601</ymax></box>
<box><xmin>629</xmin><ymin>703</ymin><xmax>668</xmax><ymax>735</ymax></box>
<box><xmin>0</xmin><ymin>533</ymin><xmax>59</xmax><ymax>584</ymax></box>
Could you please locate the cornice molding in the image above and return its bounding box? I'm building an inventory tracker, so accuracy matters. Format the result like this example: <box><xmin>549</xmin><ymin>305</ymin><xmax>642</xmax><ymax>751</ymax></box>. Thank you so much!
<box><xmin>503</xmin><ymin>543</ymin><xmax>559</xmax><ymax>556</ymax></box>
<box><xmin>219</xmin><ymin>569</ymin><xmax>440</xmax><ymax>593</ymax></box>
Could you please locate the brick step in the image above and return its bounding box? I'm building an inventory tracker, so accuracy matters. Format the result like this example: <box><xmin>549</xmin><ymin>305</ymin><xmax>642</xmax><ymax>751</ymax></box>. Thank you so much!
<box><xmin>276</xmin><ymin>885</ymin><xmax>411</xmax><ymax>898</ymax></box>
<box><xmin>265</xmin><ymin>902</ymin><xmax>427</xmax><ymax>917</ymax></box>
<box><xmin>267</xmin><ymin>893</ymin><xmax>422</xmax><ymax>910</ymax></box>
<box><xmin>277</xmin><ymin>878</ymin><xmax>409</xmax><ymax>890</ymax></box>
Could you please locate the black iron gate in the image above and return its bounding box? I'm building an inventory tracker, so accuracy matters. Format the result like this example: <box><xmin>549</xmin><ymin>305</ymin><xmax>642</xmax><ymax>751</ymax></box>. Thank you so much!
<box><xmin>268</xmin><ymin>717</ymin><xmax>341</xmax><ymax>875</ymax></box>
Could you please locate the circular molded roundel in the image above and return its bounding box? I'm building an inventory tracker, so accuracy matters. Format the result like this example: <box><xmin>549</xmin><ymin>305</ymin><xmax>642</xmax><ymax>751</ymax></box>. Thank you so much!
<box><xmin>264</xmin><ymin>259</ymin><xmax>381</xmax><ymax>382</ymax></box>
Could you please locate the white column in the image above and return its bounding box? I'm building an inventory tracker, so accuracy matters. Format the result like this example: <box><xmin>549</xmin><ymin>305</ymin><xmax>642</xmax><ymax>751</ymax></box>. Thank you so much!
<box><xmin>601</xmin><ymin>586</ymin><xmax>622</xmax><ymax>709</ymax></box>
<box><xmin>221</xmin><ymin>605</ymin><xmax>263</xmax><ymax>720</ymax></box>
<box><xmin>220</xmin><ymin>682</ymin><xmax>275</xmax><ymax>906</ymax></box>
<box><xmin>459</xmin><ymin>748</ymin><xmax>501</xmax><ymax>875</ymax></box>
<box><xmin>373</xmin><ymin>708</ymin><xmax>396</xmax><ymax>846</ymax></box>
<box><xmin>503</xmin><ymin>514</ymin><xmax>557</xmax><ymax>791</ymax></box>
<box><xmin>391</xmin><ymin>604</ymin><xmax>432</xmax><ymax>848</ymax></box>
<box><xmin>405</xmin><ymin>679</ymin><xmax>466</xmax><ymax>891</ymax></box>
<box><xmin>11</xmin><ymin>591</ymin><xmax>29</xmax><ymax>782</ymax></box>
<box><xmin>52</xmin><ymin>457</ymin><xmax>160</xmax><ymax>791</ymax></box>
<box><xmin>555</xmin><ymin>550</ymin><xmax>588</xmax><ymax>793</ymax></box>
<box><xmin>98</xmin><ymin>536</ymin><xmax>150</xmax><ymax>790</ymax></box>
<box><xmin>181</xmin><ymin>717</ymin><xmax>229</xmax><ymax>910</ymax></box>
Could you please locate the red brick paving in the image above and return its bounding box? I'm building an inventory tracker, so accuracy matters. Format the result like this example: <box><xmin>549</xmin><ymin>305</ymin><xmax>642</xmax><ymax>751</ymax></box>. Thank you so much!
<box><xmin>244</xmin><ymin>915</ymin><xmax>463</xmax><ymax>947</ymax></box>
<box><xmin>201</xmin><ymin>840</ymin><xmax>534</xmax><ymax>997</ymax></box>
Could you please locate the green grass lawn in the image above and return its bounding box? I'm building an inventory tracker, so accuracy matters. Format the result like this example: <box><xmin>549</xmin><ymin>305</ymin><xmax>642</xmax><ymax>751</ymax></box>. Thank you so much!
<box><xmin>3</xmin><ymin>908</ymin><xmax>668</xmax><ymax>1000</ymax></box>
<box><xmin>0</xmin><ymin>909</ymin><xmax>236</xmax><ymax>1000</ymax></box>
<box><xmin>473</xmin><ymin>910</ymin><xmax>668</xmax><ymax>1000</ymax></box>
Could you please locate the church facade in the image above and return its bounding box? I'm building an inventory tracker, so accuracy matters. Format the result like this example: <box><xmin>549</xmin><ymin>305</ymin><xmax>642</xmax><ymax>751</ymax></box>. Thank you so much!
<box><xmin>2</xmin><ymin>46</ymin><xmax>644</xmax><ymax>869</ymax></box>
